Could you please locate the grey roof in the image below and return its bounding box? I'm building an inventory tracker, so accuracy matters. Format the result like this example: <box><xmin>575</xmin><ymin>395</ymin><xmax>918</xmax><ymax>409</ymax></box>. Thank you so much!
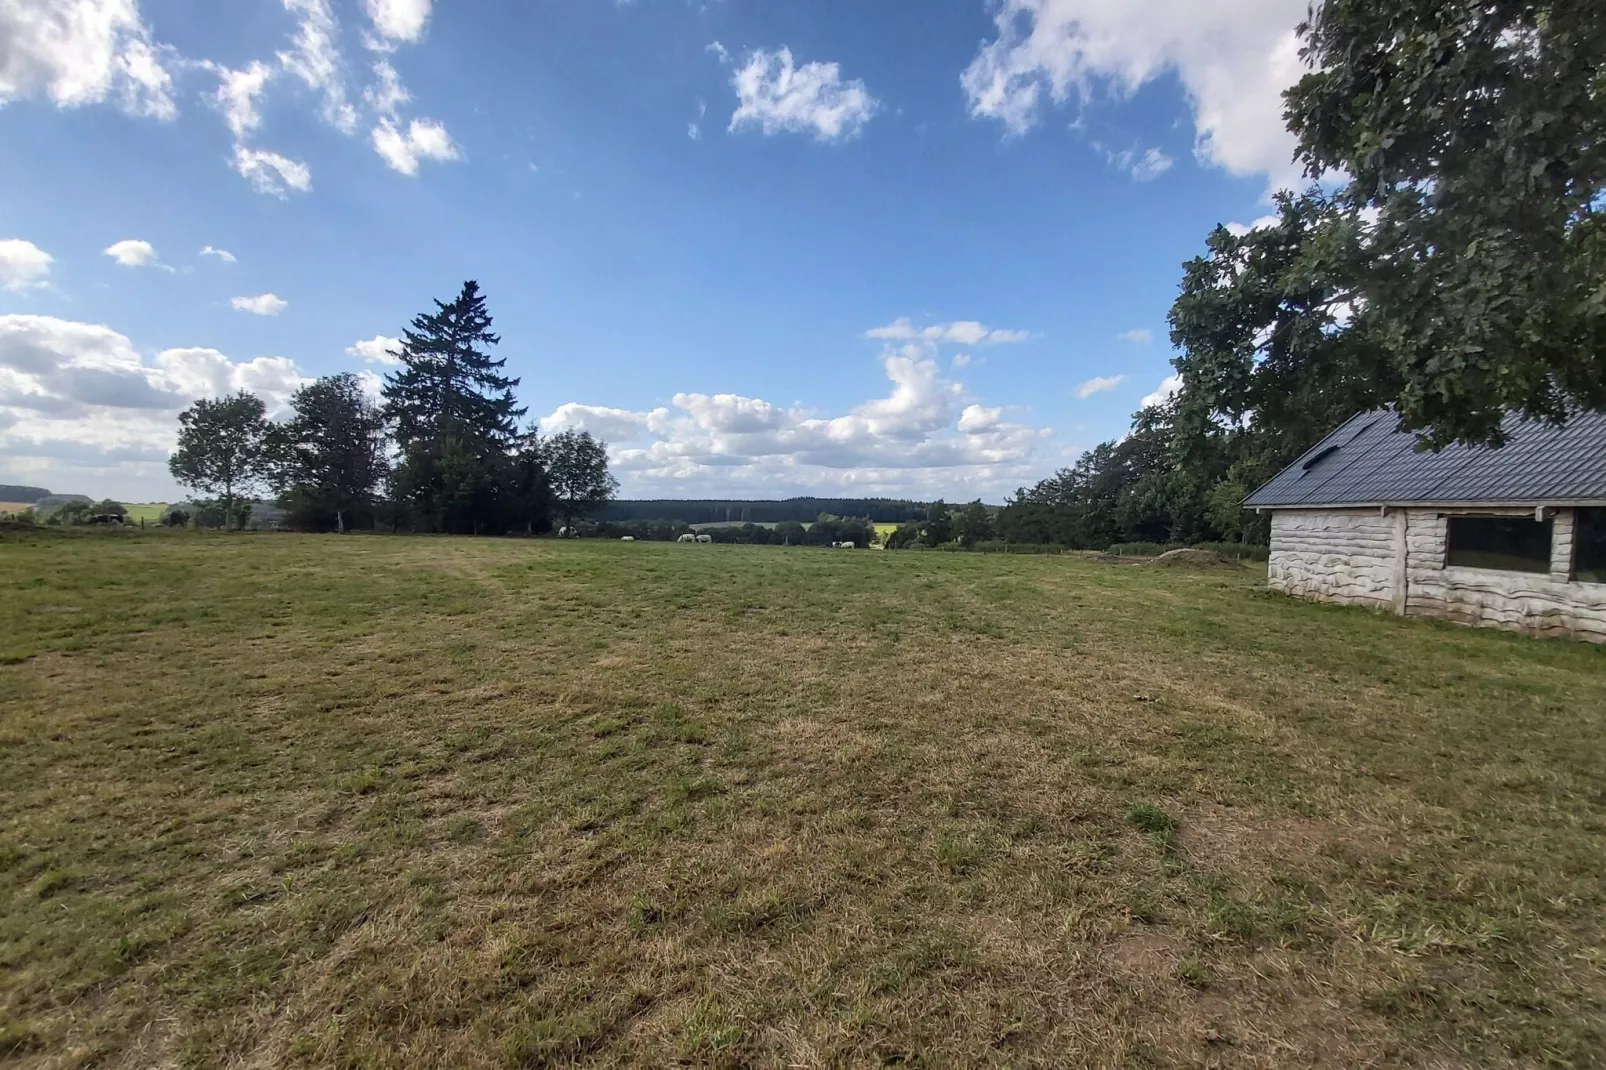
<box><xmin>1244</xmin><ymin>409</ymin><xmax>1606</xmax><ymax>509</ymax></box>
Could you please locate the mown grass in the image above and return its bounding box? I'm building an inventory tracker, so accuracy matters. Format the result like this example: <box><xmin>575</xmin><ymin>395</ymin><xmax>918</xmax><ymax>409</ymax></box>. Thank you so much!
<box><xmin>1</xmin><ymin>531</ymin><xmax>1603</xmax><ymax>1068</ymax></box>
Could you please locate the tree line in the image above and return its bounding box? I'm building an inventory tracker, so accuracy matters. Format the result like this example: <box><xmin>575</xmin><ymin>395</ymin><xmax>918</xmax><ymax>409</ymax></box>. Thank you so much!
<box><xmin>168</xmin><ymin>282</ymin><xmax>618</xmax><ymax>535</ymax></box>
<box><xmin>599</xmin><ymin>498</ymin><xmax>928</xmax><ymax>525</ymax></box>
<box><xmin>994</xmin><ymin>0</ymin><xmax>1606</xmax><ymax>549</ymax></box>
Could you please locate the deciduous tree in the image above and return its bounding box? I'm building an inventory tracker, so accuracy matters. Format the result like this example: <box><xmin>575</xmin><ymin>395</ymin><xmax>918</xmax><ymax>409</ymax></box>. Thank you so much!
<box><xmin>272</xmin><ymin>373</ymin><xmax>389</xmax><ymax>533</ymax></box>
<box><xmin>1285</xmin><ymin>0</ymin><xmax>1606</xmax><ymax>445</ymax></box>
<box><xmin>543</xmin><ymin>429</ymin><xmax>618</xmax><ymax>534</ymax></box>
<box><xmin>169</xmin><ymin>392</ymin><xmax>270</xmax><ymax>531</ymax></box>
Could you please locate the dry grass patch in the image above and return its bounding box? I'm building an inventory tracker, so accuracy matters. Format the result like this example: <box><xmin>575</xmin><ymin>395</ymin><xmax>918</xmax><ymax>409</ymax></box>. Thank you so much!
<box><xmin>1</xmin><ymin>531</ymin><xmax>1603</xmax><ymax>1068</ymax></box>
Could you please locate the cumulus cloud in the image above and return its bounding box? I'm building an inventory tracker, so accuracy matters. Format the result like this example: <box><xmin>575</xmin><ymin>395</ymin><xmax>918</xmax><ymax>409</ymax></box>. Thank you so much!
<box><xmin>0</xmin><ymin>239</ymin><xmax>53</xmax><ymax>292</ymax></box>
<box><xmin>1076</xmin><ymin>374</ymin><xmax>1124</xmax><ymax>399</ymax></box>
<box><xmin>371</xmin><ymin>116</ymin><xmax>458</xmax><ymax>174</ymax></box>
<box><xmin>961</xmin><ymin>0</ymin><xmax>1307</xmax><ymax>192</ymax></box>
<box><xmin>200</xmin><ymin>246</ymin><xmax>236</xmax><ymax>263</ymax></box>
<box><xmin>231</xmin><ymin>293</ymin><xmax>288</xmax><ymax>316</ymax></box>
<box><xmin>0</xmin><ymin>313</ymin><xmax>308</xmax><ymax>496</ymax></box>
<box><xmin>865</xmin><ymin>318</ymin><xmax>1030</xmax><ymax>347</ymax></box>
<box><xmin>233</xmin><ymin>144</ymin><xmax>313</xmax><ymax>196</ymax></box>
<box><xmin>1118</xmin><ymin>328</ymin><xmax>1152</xmax><ymax>344</ymax></box>
<box><xmin>346</xmin><ymin>334</ymin><xmax>401</xmax><ymax>365</ymax></box>
<box><xmin>0</xmin><ymin>0</ymin><xmax>176</xmax><ymax>119</ymax></box>
<box><xmin>2</xmin><ymin>0</ymin><xmax>456</xmax><ymax>195</ymax></box>
<box><xmin>1140</xmin><ymin>373</ymin><xmax>1182</xmax><ymax>409</ymax></box>
<box><xmin>1225</xmin><ymin>214</ymin><xmax>1281</xmax><ymax>236</ymax></box>
<box><xmin>539</xmin><ymin>346</ymin><xmax>1051</xmax><ymax>499</ymax></box>
<box><xmin>726</xmin><ymin>46</ymin><xmax>877</xmax><ymax>142</ymax></box>
<box><xmin>363</xmin><ymin>0</ymin><xmax>432</xmax><ymax>48</ymax></box>
<box><xmin>103</xmin><ymin>239</ymin><xmax>158</xmax><ymax>267</ymax></box>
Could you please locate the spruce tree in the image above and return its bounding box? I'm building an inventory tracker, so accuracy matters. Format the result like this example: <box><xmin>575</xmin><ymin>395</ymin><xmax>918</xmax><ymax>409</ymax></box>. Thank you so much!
<box><xmin>381</xmin><ymin>281</ymin><xmax>527</xmax><ymax>533</ymax></box>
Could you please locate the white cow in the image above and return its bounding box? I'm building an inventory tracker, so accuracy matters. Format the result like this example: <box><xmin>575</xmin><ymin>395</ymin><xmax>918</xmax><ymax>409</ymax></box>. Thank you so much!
<box><xmin>677</xmin><ymin>533</ymin><xmax>698</xmax><ymax>543</ymax></box>
<box><xmin>620</xmin><ymin>536</ymin><xmax>635</xmax><ymax>542</ymax></box>
<box><xmin>696</xmin><ymin>534</ymin><xmax>713</xmax><ymax>544</ymax></box>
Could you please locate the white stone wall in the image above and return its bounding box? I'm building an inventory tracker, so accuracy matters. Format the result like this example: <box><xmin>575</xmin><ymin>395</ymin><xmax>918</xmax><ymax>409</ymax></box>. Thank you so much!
<box><xmin>1267</xmin><ymin>509</ymin><xmax>1398</xmax><ymax>610</ymax></box>
<box><xmin>1268</xmin><ymin>507</ymin><xmax>1606</xmax><ymax>643</ymax></box>
<box><xmin>1403</xmin><ymin>508</ymin><xmax>1606</xmax><ymax>643</ymax></box>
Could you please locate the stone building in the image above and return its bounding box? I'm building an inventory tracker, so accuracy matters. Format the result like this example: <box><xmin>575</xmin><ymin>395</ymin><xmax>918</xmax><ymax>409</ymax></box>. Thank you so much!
<box><xmin>1245</xmin><ymin>410</ymin><xmax>1606</xmax><ymax>643</ymax></box>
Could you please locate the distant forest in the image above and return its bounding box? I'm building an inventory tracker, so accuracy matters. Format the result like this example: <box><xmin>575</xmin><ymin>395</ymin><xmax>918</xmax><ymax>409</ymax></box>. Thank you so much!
<box><xmin>599</xmin><ymin>498</ymin><xmax>932</xmax><ymax>525</ymax></box>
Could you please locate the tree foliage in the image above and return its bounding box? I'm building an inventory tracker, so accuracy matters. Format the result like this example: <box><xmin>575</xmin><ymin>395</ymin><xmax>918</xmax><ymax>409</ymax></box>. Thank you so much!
<box><xmin>381</xmin><ymin>281</ymin><xmax>545</xmax><ymax>534</ymax></box>
<box><xmin>169</xmin><ymin>392</ymin><xmax>270</xmax><ymax>531</ymax></box>
<box><xmin>271</xmin><ymin>373</ymin><xmax>389</xmax><ymax>532</ymax></box>
<box><xmin>544</xmin><ymin>429</ymin><xmax>619</xmax><ymax>533</ymax></box>
<box><xmin>1285</xmin><ymin>0</ymin><xmax>1606</xmax><ymax>445</ymax></box>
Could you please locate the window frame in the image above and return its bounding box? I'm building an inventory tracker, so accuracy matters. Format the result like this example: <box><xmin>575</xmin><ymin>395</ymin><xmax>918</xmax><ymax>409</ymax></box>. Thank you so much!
<box><xmin>1573</xmin><ymin>507</ymin><xmax>1606</xmax><ymax>585</ymax></box>
<box><xmin>1442</xmin><ymin>512</ymin><xmax>1555</xmax><ymax>575</ymax></box>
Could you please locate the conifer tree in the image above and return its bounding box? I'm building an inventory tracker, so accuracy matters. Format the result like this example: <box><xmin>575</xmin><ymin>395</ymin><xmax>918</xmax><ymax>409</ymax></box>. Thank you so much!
<box><xmin>381</xmin><ymin>281</ymin><xmax>527</xmax><ymax>532</ymax></box>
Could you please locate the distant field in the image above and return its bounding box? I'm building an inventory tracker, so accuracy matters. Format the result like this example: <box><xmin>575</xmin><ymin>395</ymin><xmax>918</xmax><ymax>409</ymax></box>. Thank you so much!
<box><xmin>873</xmin><ymin>521</ymin><xmax>900</xmax><ymax>540</ymax></box>
<box><xmin>118</xmin><ymin>503</ymin><xmax>168</xmax><ymax>524</ymax></box>
<box><xmin>0</xmin><ymin>502</ymin><xmax>33</xmax><ymax>515</ymax></box>
<box><xmin>2</xmin><ymin>534</ymin><xmax>1603</xmax><ymax>1067</ymax></box>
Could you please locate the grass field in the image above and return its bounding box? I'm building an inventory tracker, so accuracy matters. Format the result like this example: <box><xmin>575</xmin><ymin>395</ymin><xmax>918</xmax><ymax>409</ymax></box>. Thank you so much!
<box><xmin>117</xmin><ymin>503</ymin><xmax>169</xmax><ymax>525</ymax></box>
<box><xmin>2</xmin><ymin>532</ymin><xmax>1604</xmax><ymax>1068</ymax></box>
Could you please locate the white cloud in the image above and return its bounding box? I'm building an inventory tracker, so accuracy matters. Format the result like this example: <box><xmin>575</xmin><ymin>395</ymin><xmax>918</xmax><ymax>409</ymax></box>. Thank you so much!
<box><xmin>232</xmin><ymin>144</ymin><xmax>312</xmax><ymax>196</ymax></box>
<box><xmin>1109</xmin><ymin>146</ymin><xmax>1173</xmax><ymax>181</ymax></box>
<box><xmin>231</xmin><ymin>293</ymin><xmax>288</xmax><ymax>316</ymax></box>
<box><xmin>363</xmin><ymin>0</ymin><xmax>431</xmax><ymax>48</ymax></box>
<box><xmin>200</xmin><ymin>246</ymin><xmax>236</xmax><ymax>263</ymax></box>
<box><xmin>363</xmin><ymin>59</ymin><xmax>409</xmax><ymax>116</ymax></box>
<box><xmin>346</xmin><ymin>334</ymin><xmax>401</xmax><ymax>365</ymax></box>
<box><xmin>961</xmin><ymin>0</ymin><xmax>1308</xmax><ymax>192</ymax></box>
<box><xmin>951</xmin><ymin>353</ymin><xmax>972</xmax><ymax>369</ymax></box>
<box><xmin>371</xmin><ymin>116</ymin><xmax>458</xmax><ymax>174</ymax></box>
<box><xmin>103</xmin><ymin>239</ymin><xmax>157</xmax><ymax>267</ymax></box>
<box><xmin>278</xmin><ymin>0</ymin><xmax>357</xmax><ymax>133</ymax></box>
<box><xmin>1118</xmin><ymin>328</ymin><xmax>1152</xmax><ymax>344</ymax></box>
<box><xmin>0</xmin><ymin>313</ymin><xmax>309</xmax><ymax>498</ymax></box>
<box><xmin>1225</xmin><ymin>214</ymin><xmax>1281</xmax><ymax>237</ymax></box>
<box><xmin>539</xmin><ymin>346</ymin><xmax>1051</xmax><ymax>499</ymax></box>
<box><xmin>0</xmin><ymin>239</ymin><xmax>53</xmax><ymax>292</ymax></box>
<box><xmin>1076</xmin><ymin>375</ymin><xmax>1124</xmax><ymax>399</ymax></box>
<box><xmin>206</xmin><ymin>59</ymin><xmax>275</xmax><ymax>139</ymax></box>
<box><xmin>727</xmin><ymin>46</ymin><xmax>877</xmax><ymax>142</ymax></box>
<box><xmin>0</xmin><ymin>0</ymin><xmax>176</xmax><ymax>119</ymax></box>
<box><xmin>1140</xmin><ymin>373</ymin><xmax>1182</xmax><ymax>409</ymax></box>
<box><xmin>865</xmin><ymin>318</ymin><xmax>1030</xmax><ymax>347</ymax></box>
<box><xmin>541</xmin><ymin>403</ymin><xmax>672</xmax><ymax>443</ymax></box>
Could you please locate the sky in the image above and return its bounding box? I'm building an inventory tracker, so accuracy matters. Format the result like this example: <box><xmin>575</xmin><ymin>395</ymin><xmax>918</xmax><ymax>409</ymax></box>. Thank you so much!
<box><xmin>0</xmin><ymin>0</ymin><xmax>1309</xmax><ymax>503</ymax></box>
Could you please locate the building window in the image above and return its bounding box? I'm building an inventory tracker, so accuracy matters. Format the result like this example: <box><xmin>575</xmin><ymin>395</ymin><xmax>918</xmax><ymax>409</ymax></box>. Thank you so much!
<box><xmin>1445</xmin><ymin>515</ymin><xmax>1553</xmax><ymax>573</ymax></box>
<box><xmin>1577</xmin><ymin>508</ymin><xmax>1606</xmax><ymax>583</ymax></box>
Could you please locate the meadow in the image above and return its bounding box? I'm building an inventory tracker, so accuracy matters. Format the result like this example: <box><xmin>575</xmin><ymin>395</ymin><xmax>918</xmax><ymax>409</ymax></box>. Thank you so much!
<box><xmin>2</xmin><ymin>532</ymin><xmax>1603</xmax><ymax>1068</ymax></box>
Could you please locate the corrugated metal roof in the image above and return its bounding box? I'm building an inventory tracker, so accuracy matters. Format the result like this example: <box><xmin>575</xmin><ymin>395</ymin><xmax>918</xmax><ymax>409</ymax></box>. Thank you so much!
<box><xmin>1244</xmin><ymin>409</ymin><xmax>1606</xmax><ymax>508</ymax></box>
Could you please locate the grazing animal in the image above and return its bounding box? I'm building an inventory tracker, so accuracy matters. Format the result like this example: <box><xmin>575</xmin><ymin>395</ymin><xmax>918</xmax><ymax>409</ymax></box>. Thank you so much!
<box><xmin>677</xmin><ymin>533</ymin><xmax>697</xmax><ymax>543</ymax></box>
<box><xmin>696</xmin><ymin>534</ymin><xmax>713</xmax><ymax>544</ymax></box>
<box><xmin>620</xmin><ymin>536</ymin><xmax>635</xmax><ymax>542</ymax></box>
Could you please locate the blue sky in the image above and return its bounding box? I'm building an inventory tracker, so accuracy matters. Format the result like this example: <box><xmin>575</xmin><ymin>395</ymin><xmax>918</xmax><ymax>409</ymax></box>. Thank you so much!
<box><xmin>0</xmin><ymin>0</ymin><xmax>1307</xmax><ymax>502</ymax></box>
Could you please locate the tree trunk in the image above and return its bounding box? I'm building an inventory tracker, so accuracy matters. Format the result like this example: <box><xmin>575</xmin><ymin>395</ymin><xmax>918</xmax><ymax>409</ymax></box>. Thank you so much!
<box><xmin>224</xmin><ymin>482</ymin><xmax>234</xmax><ymax>533</ymax></box>
<box><xmin>337</xmin><ymin>508</ymin><xmax>345</xmax><ymax>534</ymax></box>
